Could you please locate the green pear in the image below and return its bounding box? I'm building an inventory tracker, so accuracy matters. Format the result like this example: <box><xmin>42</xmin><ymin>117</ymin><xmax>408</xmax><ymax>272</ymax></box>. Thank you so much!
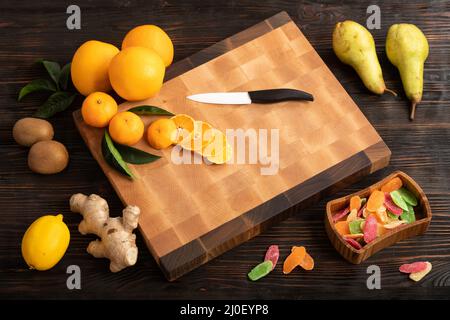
<box><xmin>333</xmin><ymin>20</ymin><xmax>395</xmax><ymax>96</ymax></box>
<box><xmin>386</xmin><ymin>24</ymin><xmax>429</xmax><ymax>120</ymax></box>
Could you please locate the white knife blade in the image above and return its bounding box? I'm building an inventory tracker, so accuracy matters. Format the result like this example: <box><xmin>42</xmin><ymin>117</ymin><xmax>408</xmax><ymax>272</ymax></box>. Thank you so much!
<box><xmin>187</xmin><ymin>92</ymin><xmax>252</xmax><ymax>105</ymax></box>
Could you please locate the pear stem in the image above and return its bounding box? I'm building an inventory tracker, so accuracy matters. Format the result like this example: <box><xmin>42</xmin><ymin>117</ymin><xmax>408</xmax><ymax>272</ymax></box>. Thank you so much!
<box><xmin>410</xmin><ymin>102</ymin><xmax>417</xmax><ymax>121</ymax></box>
<box><xmin>384</xmin><ymin>88</ymin><xmax>398</xmax><ymax>97</ymax></box>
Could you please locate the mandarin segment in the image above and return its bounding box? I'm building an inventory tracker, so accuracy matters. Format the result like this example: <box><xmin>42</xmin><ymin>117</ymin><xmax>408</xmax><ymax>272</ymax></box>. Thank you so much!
<box><xmin>171</xmin><ymin>114</ymin><xmax>195</xmax><ymax>143</ymax></box>
<box><xmin>178</xmin><ymin>120</ymin><xmax>213</xmax><ymax>152</ymax></box>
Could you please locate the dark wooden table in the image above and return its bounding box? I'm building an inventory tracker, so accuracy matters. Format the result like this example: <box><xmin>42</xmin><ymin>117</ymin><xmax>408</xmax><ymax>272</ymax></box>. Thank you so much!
<box><xmin>1</xmin><ymin>0</ymin><xmax>449</xmax><ymax>300</ymax></box>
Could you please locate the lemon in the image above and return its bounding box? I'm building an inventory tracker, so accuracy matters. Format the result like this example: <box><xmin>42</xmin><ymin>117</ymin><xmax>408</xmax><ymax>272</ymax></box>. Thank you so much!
<box><xmin>21</xmin><ymin>214</ymin><xmax>70</xmax><ymax>271</ymax></box>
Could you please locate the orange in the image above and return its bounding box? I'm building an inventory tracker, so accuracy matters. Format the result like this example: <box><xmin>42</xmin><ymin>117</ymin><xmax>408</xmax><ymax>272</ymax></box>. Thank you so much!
<box><xmin>108</xmin><ymin>111</ymin><xmax>144</xmax><ymax>146</ymax></box>
<box><xmin>202</xmin><ymin>129</ymin><xmax>232</xmax><ymax>164</ymax></box>
<box><xmin>147</xmin><ymin>118</ymin><xmax>177</xmax><ymax>150</ymax></box>
<box><xmin>122</xmin><ymin>25</ymin><xmax>174</xmax><ymax>67</ymax></box>
<box><xmin>71</xmin><ymin>40</ymin><xmax>119</xmax><ymax>96</ymax></box>
<box><xmin>178</xmin><ymin>120</ymin><xmax>213</xmax><ymax>152</ymax></box>
<box><xmin>81</xmin><ymin>92</ymin><xmax>118</xmax><ymax>128</ymax></box>
<box><xmin>108</xmin><ymin>46</ymin><xmax>165</xmax><ymax>101</ymax></box>
<box><xmin>171</xmin><ymin>114</ymin><xmax>195</xmax><ymax>143</ymax></box>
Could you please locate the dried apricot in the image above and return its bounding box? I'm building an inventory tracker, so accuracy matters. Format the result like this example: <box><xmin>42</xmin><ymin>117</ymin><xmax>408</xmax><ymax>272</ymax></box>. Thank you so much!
<box><xmin>299</xmin><ymin>252</ymin><xmax>314</xmax><ymax>271</ymax></box>
<box><xmin>350</xmin><ymin>196</ymin><xmax>362</xmax><ymax>211</ymax></box>
<box><xmin>283</xmin><ymin>246</ymin><xmax>306</xmax><ymax>274</ymax></box>
<box><xmin>381</xmin><ymin>177</ymin><xmax>403</xmax><ymax>193</ymax></box>
<box><xmin>335</xmin><ymin>221</ymin><xmax>350</xmax><ymax>236</ymax></box>
<box><xmin>367</xmin><ymin>190</ymin><xmax>385</xmax><ymax>212</ymax></box>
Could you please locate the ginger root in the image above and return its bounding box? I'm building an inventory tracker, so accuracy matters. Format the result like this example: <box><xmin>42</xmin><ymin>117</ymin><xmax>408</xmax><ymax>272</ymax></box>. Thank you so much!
<box><xmin>70</xmin><ymin>193</ymin><xmax>140</xmax><ymax>272</ymax></box>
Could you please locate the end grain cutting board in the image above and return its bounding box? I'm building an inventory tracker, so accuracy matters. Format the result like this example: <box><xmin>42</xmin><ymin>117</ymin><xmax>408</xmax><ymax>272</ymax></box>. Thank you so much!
<box><xmin>73</xmin><ymin>12</ymin><xmax>391</xmax><ymax>280</ymax></box>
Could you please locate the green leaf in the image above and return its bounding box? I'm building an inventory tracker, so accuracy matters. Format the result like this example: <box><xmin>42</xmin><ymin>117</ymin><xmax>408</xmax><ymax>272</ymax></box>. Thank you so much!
<box><xmin>400</xmin><ymin>204</ymin><xmax>416</xmax><ymax>224</ymax></box>
<box><xmin>397</xmin><ymin>187</ymin><xmax>418</xmax><ymax>206</ymax></box>
<box><xmin>114</xmin><ymin>144</ymin><xmax>161</xmax><ymax>164</ymax></box>
<box><xmin>390</xmin><ymin>190</ymin><xmax>409</xmax><ymax>211</ymax></box>
<box><xmin>102</xmin><ymin>131</ymin><xmax>134</xmax><ymax>179</ymax></box>
<box><xmin>58</xmin><ymin>63</ymin><xmax>71</xmax><ymax>91</ymax></box>
<box><xmin>38</xmin><ymin>60</ymin><xmax>61</xmax><ymax>86</ymax></box>
<box><xmin>128</xmin><ymin>105</ymin><xmax>174</xmax><ymax>116</ymax></box>
<box><xmin>34</xmin><ymin>91</ymin><xmax>76</xmax><ymax>118</ymax></box>
<box><xmin>18</xmin><ymin>79</ymin><xmax>56</xmax><ymax>101</ymax></box>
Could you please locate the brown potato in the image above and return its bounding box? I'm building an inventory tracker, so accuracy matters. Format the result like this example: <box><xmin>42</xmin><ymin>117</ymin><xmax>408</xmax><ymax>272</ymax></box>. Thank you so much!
<box><xmin>13</xmin><ymin>117</ymin><xmax>54</xmax><ymax>147</ymax></box>
<box><xmin>28</xmin><ymin>140</ymin><xmax>69</xmax><ymax>174</ymax></box>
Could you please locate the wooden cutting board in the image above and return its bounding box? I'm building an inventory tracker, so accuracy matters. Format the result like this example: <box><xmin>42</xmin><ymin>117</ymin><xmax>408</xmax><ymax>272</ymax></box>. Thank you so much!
<box><xmin>73</xmin><ymin>11</ymin><xmax>391</xmax><ymax>280</ymax></box>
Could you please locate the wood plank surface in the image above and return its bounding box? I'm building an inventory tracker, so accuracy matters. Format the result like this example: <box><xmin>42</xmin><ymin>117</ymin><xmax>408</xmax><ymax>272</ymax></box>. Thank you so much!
<box><xmin>0</xmin><ymin>0</ymin><xmax>449</xmax><ymax>299</ymax></box>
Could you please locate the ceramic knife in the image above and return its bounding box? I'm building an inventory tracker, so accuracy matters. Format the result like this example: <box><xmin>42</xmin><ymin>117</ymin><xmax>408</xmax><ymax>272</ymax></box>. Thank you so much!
<box><xmin>187</xmin><ymin>89</ymin><xmax>314</xmax><ymax>105</ymax></box>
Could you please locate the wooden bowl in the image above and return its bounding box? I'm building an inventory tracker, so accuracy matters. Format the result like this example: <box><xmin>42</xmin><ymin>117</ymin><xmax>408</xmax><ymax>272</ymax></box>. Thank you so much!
<box><xmin>325</xmin><ymin>171</ymin><xmax>432</xmax><ymax>264</ymax></box>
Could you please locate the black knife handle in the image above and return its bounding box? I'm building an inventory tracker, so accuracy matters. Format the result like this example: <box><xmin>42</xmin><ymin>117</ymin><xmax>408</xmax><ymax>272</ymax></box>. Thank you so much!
<box><xmin>248</xmin><ymin>89</ymin><xmax>314</xmax><ymax>104</ymax></box>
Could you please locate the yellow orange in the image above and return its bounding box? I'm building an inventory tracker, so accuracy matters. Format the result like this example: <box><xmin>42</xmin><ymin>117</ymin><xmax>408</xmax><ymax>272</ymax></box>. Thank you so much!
<box><xmin>108</xmin><ymin>46</ymin><xmax>165</xmax><ymax>101</ymax></box>
<box><xmin>122</xmin><ymin>25</ymin><xmax>174</xmax><ymax>67</ymax></box>
<box><xmin>171</xmin><ymin>114</ymin><xmax>195</xmax><ymax>143</ymax></box>
<box><xmin>81</xmin><ymin>92</ymin><xmax>118</xmax><ymax>128</ymax></box>
<box><xmin>109</xmin><ymin>111</ymin><xmax>144</xmax><ymax>146</ymax></box>
<box><xmin>147</xmin><ymin>118</ymin><xmax>177</xmax><ymax>150</ymax></box>
<box><xmin>71</xmin><ymin>40</ymin><xmax>119</xmax><ymax>96</ymax></box>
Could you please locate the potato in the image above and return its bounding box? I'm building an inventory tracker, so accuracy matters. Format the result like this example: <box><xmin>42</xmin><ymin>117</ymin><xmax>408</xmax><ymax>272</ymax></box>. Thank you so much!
<box><xmin>13</xmin><ymin>117</ymin><xmax>54</xmax><ymax>147</ymax></box>
<box><xmin>28</xmin><ymin>140</ymin><xmax>69</xmax><ymax>174</ymax></box>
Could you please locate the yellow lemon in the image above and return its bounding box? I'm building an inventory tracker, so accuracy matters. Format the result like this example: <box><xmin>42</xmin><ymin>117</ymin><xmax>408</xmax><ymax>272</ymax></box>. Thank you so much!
<box><xmin>21</xmin><ymin>214</ymin><xmax>70</xmax><ymax>271</ymax></box>
<box><xmin>147</xmin><ymin>118</ymin><xmax>177</xmax><ymax>149</ymax></box>
<box><xmin>109</xmin><ymin>111</ymin><xmax>145</xmax><ymax>146</ymax></box>
<box><xmin>122</xmin><ymin>25</ymin><xmax>174</xmax><ymax>67</ymax></box>
<box><xmin>71</xmin><ymin>40</ymin><xmax>120</xmax><ymax>96</ymax></box>
<box><xmin>108</xmin><ymin>46</ymin><xmax>165</xmax><ymax>101</ymax></box>
<box><xmin>81</xmin><ymin>92</ymin><xmax>118</xmax><ymax>128</ymax></box>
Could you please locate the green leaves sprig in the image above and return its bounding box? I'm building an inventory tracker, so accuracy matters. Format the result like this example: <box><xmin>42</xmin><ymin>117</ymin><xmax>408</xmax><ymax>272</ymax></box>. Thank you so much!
<box><xmin>102</xmin><ymin>131</ymin><xmax>161</xmax><ymax>179</ymax></box>
<box><xmin>18</xmin><ymin>60</ymin><xmax>78</xmax><ymax>118</ymax></box>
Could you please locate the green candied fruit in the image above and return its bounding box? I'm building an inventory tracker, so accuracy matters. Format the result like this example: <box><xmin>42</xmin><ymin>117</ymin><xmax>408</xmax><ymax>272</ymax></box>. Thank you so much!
<box><xmin>387</xmin><ymin>211</ymin><xmax>399</xmax><ymax>220</ymax></box>
<box><xmin>400</xmin><ymin>204</ymin><xmax>416</xmax><ymax>224</ymax></box>
<box><xmin>349</xmin><ymin>219</ymin><xmax>364</xmax><ymax>234</ymax></box>
<box><xmin>390</xmin><ymin>190</ymin><xmax>409</xmax><ymax>211</ymax></box>
<box><xmin>397</xmin><ymin>187</ymin><xmax>418</xmax><ymax>206</ymax></box>
<box><xmin>248</xmin><ymin>260</ymin><xmax>273</xmax><ymax>281</ymax></box>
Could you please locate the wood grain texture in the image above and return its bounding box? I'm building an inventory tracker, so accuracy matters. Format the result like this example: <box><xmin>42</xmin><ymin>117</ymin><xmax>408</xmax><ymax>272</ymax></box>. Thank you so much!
<box><xmin>1</xmin><ymin>0</ymin><xmax>450</xmax><ymax>299</ymax></box>
<box><xmin>326</xmin><ymin>171</ymin><xmax>432</xmax><ymax>264</ymax></box>
<box><xmin>74</xmin><ymin>12</ymin><xmax>389</xmax><ymax>280</ymax></box>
